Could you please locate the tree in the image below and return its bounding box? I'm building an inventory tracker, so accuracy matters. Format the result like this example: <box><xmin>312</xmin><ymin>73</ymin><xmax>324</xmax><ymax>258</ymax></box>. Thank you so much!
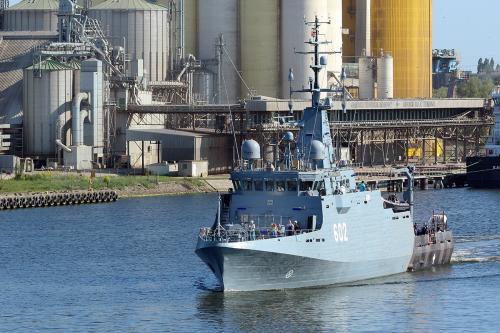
<box><xmin>496</xmin><ymin>64</ymin><xmax>500</xmax><ymax>72</ymax></box>
<box><xmin>457</xmin><ymin>77</ymin><xmax>495</xmax><ymax>98</ymax></box>
<box><xmin>433</xmin><ymin>87</ymin><xmax>448</xmax><ymax>98</ymax></box>
<box><xmin>483</xmin><ymin>58</ymin><xmax>490</xmax><ymax>73</ymax></box>
<box><xmin>490</xmin><ymin>58</ymin><xmax>496</xmax><ymax>72</ymax></box>
<box><xmin>478</xmin><ymin>58</ymin><xmax>484</xmax><ymax>73</ymax></box>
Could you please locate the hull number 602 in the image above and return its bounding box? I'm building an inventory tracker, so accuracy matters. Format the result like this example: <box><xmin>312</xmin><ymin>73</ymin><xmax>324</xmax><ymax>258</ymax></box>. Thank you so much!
<box><xmin>333</xmin><ymin>223</ymin><xmax>348</xmax><ymax>242</ymax></box>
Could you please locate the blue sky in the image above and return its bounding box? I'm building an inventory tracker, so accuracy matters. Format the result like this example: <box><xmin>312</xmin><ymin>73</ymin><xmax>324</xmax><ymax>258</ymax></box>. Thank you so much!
<box><xmin>433</xmin><ymin>0</ymin><xmax>497</xmax><ymax>72</ymax></box>
<box><xmin>7</xmin><ymin>0</ymin><xmax>493</xmax><ymax>72</ymax></box>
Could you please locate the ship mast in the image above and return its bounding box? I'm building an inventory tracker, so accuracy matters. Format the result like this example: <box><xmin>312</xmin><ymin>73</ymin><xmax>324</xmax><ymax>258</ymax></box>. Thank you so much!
<box><xmin>290</xmin><ymin>16</ymin><xmax>340</xmax><ymax>170</ymax></box>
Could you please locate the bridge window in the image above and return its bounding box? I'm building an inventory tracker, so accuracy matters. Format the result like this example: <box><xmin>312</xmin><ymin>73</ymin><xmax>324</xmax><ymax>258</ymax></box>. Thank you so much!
<box><xmin>254</xmin><ymin>180</ymin><xmax>264</xmax><ymax>191</ymax></box>
<box><xmin>265</xmin><ymin>180</ymin><xmax>274</xmax><ymax>191</ymax></box>
<box><xmin>276</xmin><ymin>180</ymin><xmax>286</xmax><ymax>192</ymax></box>
<box><xmin>313</xmin><ymin>180</ymin><xmax>324</xmax><ymax>191</ymax></box>
<box><xmin>241</xmin><ymin>180</ymin><xmax>252</xmax><ymax>191</ymax></box>
<box><xmin>300</xmin><ymin>181</ymin><xmax>314</xmax><ymax>191</ymax></box>
<box><xmin>287</xmin><ymin>180</ymin><xmax>298</xmax><ymax>192</ymax></box>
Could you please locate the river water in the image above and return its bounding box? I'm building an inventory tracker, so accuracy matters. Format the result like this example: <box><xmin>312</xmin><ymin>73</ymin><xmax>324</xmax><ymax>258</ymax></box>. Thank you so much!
<box><xmin>0</xmin><ymin>188</ymin><xmax>499</xmax><ymax>332</ymax></box>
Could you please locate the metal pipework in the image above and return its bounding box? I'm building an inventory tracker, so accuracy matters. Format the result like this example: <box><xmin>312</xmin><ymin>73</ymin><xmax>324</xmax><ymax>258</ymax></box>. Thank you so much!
<box><xmin>72</xmin><ymin>92</ymin><xmax>89</xmax><ymax>146</ymax></box>
<box><xmin>55</xmin><ymin>139</ymin><xmax>72</xmax><ymax>153</ymax></box>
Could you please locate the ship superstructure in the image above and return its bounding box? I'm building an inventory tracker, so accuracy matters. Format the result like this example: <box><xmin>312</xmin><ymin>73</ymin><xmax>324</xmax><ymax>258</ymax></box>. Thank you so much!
<box><xmin>195</xmin><ymin>18</ymin><xmax>434</xmax><ymax>291</ymax></box>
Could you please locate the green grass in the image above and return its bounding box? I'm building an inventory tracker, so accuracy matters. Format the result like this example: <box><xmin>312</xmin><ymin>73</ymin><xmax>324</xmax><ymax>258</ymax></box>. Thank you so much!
<box><xmin>0</xmin><ymin>172</ymin><xmax>206</xmax><ymax>194</ymax></box>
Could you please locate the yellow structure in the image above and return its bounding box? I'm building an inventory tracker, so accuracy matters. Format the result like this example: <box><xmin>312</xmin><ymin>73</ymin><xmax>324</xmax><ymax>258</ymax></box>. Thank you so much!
<box><xmin>342</xmin><ymin>0</ymin><xmax>356</xmax><ymax>63</ymax></box>
<box><xmin>371</xmin><ymin>0</ymin><xmax>432</xmax><ymax>98</ymax></box>
<box><xmin>240</xmin><ymin>0</ymin><xmax>280</xmax><ymax>98</ymax></box>
<box><xmin>408</xmin><ymin>139</ymin><xmax>444</xmax><ymax>159</ymax></box>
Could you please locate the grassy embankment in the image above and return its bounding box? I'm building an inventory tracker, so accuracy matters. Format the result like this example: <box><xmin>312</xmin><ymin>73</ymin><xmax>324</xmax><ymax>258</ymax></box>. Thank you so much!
<box><xmin>0</xmin><ymin>172</ymin><xmax>212</xmax><ymax>197</ymax></box>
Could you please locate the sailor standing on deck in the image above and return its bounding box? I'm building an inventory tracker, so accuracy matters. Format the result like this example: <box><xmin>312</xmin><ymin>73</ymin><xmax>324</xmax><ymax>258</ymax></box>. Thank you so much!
<box><xmin>287</xmin><ymin>220</ymin><xmax>294</xmax><ymax>236</ymax></box>
<box><xmin>249</xmin><ymin>220</ymin><xmax>256</xmax><ymax>240</ymax></box>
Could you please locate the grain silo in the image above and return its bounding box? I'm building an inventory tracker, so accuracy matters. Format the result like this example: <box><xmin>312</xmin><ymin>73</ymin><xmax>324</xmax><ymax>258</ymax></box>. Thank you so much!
<box><xmin>371</xmin><ymin>0</ymin><xmax>432</xmax><ymax>98</ymax></box>
<box><xmin>198</xmin><ymin>0</ymin><xmax>240</xmax><ymax>103</ymax></box>
<box><xmin>240</xmin><ymin>0</ymin><xmax>280</xmax><ymax>98</ymax></box>
<box><xmin>355</xmin><ymin>0</ymin><xmax>371</xmax><ymax>58</ymax></box>
<box><xmin>23</xmin><ymin>60</ymin><xmax>74</xmax><ymax>156</ymax></box>
<box><xmin>2</xmin><ymin>0</ymin><xmax>59</xmax><ymax>32</ymax></box>
<box><xmin>377</xmin><ymin>52</ymin><xmax>394</xmax><ymax>99</ymax></box>
<box><xmin>358</xmin><ymin>56</ymin><xmax>374</xmax><ymax>99</ymax></box>
<box><xmin>89</xmin><ymin>0</ymin><xmax>170</xmax><ymax>82</ymax></box>
<box><xmin>281</xmin><ymin>0</ymin><xmax>341</xmax><ymax>99</ymax></box>
<box><xmin>327</xmin><ymin>0</ymin><xmax>343</xmax><ymax>80</ymax></box>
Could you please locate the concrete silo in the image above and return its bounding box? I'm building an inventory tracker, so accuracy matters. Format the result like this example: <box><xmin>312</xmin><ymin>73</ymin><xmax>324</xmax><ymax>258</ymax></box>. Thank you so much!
<box><xmin>240</xmin><ymin>0</ymin><xmax>280</xmax><ymax>99</ymax></box>
<box><xmin>2</xmin><ymin>0</ymin><xmax>59</xmax><ymax>32</ymax></box>
<box><xmin>89</xmin><ymin>0</ymin><xmax>170</xmax><ymax>82</ymax></box>
<box><xmin>371</xmin><ymin>0</ymin><xmax>432</xmax><ymax>98</ymax></box>
<box><xmin>281</xmin><ymin>0</ymin><xmax>338</xmax><ymax>99</ymax></box>
<box><xmin>23</xmin><ymin>60</ymin><xmax>74</xmax><ymax>156</ymax></box>
<box><xmin>159</xmin><ymin>0</ymin><xmax>198</xmax><ymax>57</ymax></box>
<box><xmin>198</xmin><ymin>0</ymin><xmax>240</xmax><ymax>103</ymax></box>
<box><xmin>327</xmin><ymin>0</ymin><xmax>343</xmax><ymax>80</ymax></box>
<box><xmin>358</xmin><ymin>56</ymin><xmax>374</xmax><ymax>99</ymax></box>
<box><xmin>355</xmin><ymin>0</ymin><xmax>371</xmax><ymax>58</ymax></box>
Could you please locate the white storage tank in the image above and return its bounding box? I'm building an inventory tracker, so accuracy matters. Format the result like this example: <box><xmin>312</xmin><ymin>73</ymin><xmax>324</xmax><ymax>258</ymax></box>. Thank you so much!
<box><xmin>23</xmin><ymin>59</ymin><xmax>74</xmax><ymax>156</ymax></box>
<box><xmin>89</xmin><ymin>0</ymin><xmax>170</xmax><ymax>82</ymax></box>
<box><xmin>281</xmin><ymin>0</ymin><xmax>330</xmax><ymax>99</ymax></box>
<box><xmin>193</xmin><ymin>70</ymin><xmax>214</xmax><ymax>104</ymax></box>
<box><xmin>377</xmin><ymin>52</ymin><xmax>394</xmax><ymax>99</ymax></box>
<box><xmin>358</xmin><ymin>56</ymin><xmax>374</xmax><ymax>99</ymax></box>
<box><xmin>2</xmin><ymin>0</ymin><xmax>59</xmax><ymax>32</ymax></box>
<box><xmin>198</xmin><ymin>0</ymin><xmax>239</xmax><ymax>103</ymax></box>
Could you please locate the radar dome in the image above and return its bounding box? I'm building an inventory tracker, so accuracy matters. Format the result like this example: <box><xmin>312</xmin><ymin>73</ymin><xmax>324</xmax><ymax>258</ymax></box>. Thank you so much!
<box><xmin>241</xmin><ymin>140</ymin><xmax>261</xmax><ymax>160</ymax></box>
<box><xmin>310</xmin><ymin>140</ymin><xmax>325</xmax><ymax>160</ymax></box>
<box><xmin>283</xmin><ymin>132</ymin><xmax>294</xmax><ymax>142</ymax></box>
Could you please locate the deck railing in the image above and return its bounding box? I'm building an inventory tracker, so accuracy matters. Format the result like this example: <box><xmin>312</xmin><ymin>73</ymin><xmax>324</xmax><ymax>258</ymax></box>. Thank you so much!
<box><xmin>199</xmin><ymin>226</ymin><xmax>315</xmax><ymax>243</ymax></box>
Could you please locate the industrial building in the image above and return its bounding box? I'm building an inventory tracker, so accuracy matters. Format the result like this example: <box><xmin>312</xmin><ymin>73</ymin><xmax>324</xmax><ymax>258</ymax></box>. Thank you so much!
<box><xmin>0</xmin><ymin>0</ymin><xmax>494</xmax><ymax>175</ymax></box>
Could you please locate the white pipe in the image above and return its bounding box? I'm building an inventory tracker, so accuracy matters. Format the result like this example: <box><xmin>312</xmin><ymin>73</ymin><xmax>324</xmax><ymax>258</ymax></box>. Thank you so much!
<box><xmin>55</xmin><ymin>139</ymin><xmax>72</xmax><ymax>153</ymax></box>
<box><xmin>72</xmin><ymin>92</ymin><xmax>88</xmax><ymax>146</ymax></box>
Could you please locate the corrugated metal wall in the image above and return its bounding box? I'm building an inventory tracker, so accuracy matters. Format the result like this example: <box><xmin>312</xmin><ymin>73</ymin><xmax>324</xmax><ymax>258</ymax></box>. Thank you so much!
<box><xmin>3</xmin><ymin>9</ymin><xmax>58</xmax><ymax>31</ymax></box>
<box><xmin>89</xmin><ymin>7</ymin><xmax>169</xmax><ymax>82</ymax></box>
<box><xmin>371</xmin><ymin>0</ymin><xmax>432</xmax><ymax>98</ymax></box>
<box><xmin>23</xmin><ymin>67</ymin><xmax>74</xmax><ymax>156</ymax></box>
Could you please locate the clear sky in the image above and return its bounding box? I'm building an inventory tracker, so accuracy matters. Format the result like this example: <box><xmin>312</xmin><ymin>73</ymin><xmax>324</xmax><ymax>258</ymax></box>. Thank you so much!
<box><xmin>6</xmin><ymin>0</ymin><xmax>495</xmax><ymax>72</ymax></box>
<box><xmin>433</xmin><ymin>0</ymin><xmax>498</xmax><ymax>72</ymax></box>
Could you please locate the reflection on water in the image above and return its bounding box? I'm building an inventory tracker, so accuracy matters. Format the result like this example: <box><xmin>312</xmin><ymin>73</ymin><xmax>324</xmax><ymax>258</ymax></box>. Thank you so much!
<box><xmin>196</xmin><ymin>262</ymin><xmax>500</xmax><ymax>332</ymax></box>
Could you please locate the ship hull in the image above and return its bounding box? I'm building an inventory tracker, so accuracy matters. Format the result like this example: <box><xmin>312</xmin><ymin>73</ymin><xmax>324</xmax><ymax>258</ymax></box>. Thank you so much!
<box><xmin>196</xmin><ymin>245</ymin><xmax>412</xmax><ymax>291</ymax></box>
<box><xmin>466</xmin><ymin>156</ymin><xmax>500</xmax><ymax>188</ymax></box>
<box><xmin>408</xmin><ymin>231</ymin><xmax>454</xmax><ymax>271</ymax></box>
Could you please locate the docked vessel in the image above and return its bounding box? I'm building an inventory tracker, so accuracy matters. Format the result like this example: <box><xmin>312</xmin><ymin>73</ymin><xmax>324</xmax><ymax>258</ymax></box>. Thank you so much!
<box><xmin>466</xmin><ymin>88</ymin><xmax>500</xmax><ymax>188</ymax></box>
<box><xmin>195</xmin><ymin>18</ymin><xmax>453</xmax><ymax>291</ymax></box>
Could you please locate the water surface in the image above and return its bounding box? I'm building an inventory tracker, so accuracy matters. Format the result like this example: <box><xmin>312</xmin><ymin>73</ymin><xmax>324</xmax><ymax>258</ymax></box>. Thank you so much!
<box><xmin>0</xmin><ymin>189</ymin><xmax>499</xmax><ymax>332</ymax></box>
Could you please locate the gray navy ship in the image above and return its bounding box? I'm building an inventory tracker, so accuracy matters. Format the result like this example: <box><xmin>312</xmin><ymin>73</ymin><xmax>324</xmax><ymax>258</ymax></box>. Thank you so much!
<box><xmin>196</xmin><ymin>17</ymin><xmax>453</xmax><ymax>291</ymax></box>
